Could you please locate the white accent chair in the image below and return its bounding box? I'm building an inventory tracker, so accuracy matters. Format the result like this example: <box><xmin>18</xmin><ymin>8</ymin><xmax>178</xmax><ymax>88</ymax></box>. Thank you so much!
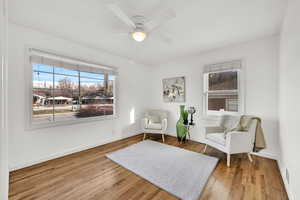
<box><xmin>203</xmin><ymin>115</ymin><xmax>257</xmax><ymax>167</ymax></box>
<box><xmin>141</xmin><ymin>110</ymin><xmax>168</xmax><ymax>143</ymax></box>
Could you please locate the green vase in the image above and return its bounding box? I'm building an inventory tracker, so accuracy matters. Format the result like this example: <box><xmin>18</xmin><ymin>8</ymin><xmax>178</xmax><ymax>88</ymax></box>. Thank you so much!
<box><xmin>176</xmin><ymin>105</ymin><xmax>187</xmax><ymax>142</ymax></box>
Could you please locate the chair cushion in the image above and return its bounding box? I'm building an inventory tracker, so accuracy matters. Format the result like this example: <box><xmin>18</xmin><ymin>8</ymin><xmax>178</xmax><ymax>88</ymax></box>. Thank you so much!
<box><xmin>146</xmin><ymin>110</ymin><xmax>168</xmax><ymax>121</ymax></box>
<box><xmin>220</xmin><ymin>115</ymin><xmax>240</xmax><ymax>132</ymax></box>
<box><xmin>206</xmin><ymin>133</ymin><xmax>226</xmax><ymax>146</ymax></box>
<box><xmin>147</xmin><ymin>123</ymin><xmax>162</xmax><ymax>130</ymax></box>
<box><xmin>148</xmin><ymin>115</ymin><xmax>161</xmax><ymax>123</ymax></box>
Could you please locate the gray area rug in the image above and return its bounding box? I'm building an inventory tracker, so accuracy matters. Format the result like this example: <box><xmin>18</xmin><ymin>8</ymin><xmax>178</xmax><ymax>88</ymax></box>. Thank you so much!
<box><xmin>106</xmin><ymin>140</ymin><xmax>219</xmax><ymax>200</ymax></box>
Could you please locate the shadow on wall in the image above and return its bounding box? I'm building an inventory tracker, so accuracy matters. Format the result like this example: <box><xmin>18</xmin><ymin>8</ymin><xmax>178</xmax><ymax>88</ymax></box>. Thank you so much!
<box><xmin>258</xmin><ymin>117</ymin><xmax>279</xmax><ymax>156</ymax></box>
<box><xmin>166</xmin><ymin>110</ymin><xmax>178</xmax><ymax>135</ymax></box>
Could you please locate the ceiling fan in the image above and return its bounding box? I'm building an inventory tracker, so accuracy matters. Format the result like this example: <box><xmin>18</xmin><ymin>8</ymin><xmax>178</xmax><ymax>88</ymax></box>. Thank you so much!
<box><xmin>107</xmin><ymin>3</ymin><xmax>175</xmax><ymax>43</ymax></box>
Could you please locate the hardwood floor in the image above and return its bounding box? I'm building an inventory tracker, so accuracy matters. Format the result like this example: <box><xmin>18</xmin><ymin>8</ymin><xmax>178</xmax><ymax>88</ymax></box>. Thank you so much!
<box><xmin>9</xmin><ymin>134</ymin><xmax>288</xmax><ymax>200</ymax></box>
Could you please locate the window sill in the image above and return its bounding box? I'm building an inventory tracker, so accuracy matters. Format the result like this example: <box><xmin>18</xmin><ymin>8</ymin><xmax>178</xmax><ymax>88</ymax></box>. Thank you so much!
<box><xmin>205</xmin><ymin>111</ymin><xmax>242</xmax><ymax>116</ymax></box>
<box><xmin>26</xmin><ymin>114</ymin><xmax>117</xmax><ymax>130</ymax></box>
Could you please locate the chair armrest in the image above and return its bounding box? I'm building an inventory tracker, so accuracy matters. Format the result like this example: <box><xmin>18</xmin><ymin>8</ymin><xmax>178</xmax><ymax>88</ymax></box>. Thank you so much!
<box><xmin>161</xmin><ymin>118</ymin><xmax>168</xmax><ymax>132</ymax></box>
<box><xmin>205</xmin><ymin>126</ymin><xmax>225</xmax><ymax>134</ymax></box>
<box><xmin>141</xmin><ymin>118</ymin><xmax>149</xmax><ymax>129</ymax></box>
<box><xmin>226</xmin><ymin>131</ymin><xmax>253</xmax><ymax>153</ymax></box>
<box><xmin>226</xmin><ymin>131</ymin><xmax>250</xmax><ymax>139</ymax></box>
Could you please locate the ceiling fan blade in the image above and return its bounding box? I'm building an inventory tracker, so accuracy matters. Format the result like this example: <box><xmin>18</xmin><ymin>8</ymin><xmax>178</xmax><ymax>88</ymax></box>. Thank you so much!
<box><xmin>107</xmin><ymin>4</ymin><xmax>136</xmax><ymax>28</ymax></box>
<box><xmin>144</xmin><ymin>8</ymin><xmax>176</xmax><ymax>31</ymax></box>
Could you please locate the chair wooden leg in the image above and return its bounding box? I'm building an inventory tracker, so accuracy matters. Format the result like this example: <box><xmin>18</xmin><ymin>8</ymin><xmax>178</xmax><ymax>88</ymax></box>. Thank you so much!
<box><xmin>203</xmin><ymin>144</ymin><xmax>207</xmax><ymax>153</ymax></box>
<box><xmin>247</xmin><ymin>153</ymin><xmax>253</xmax><ymax>162</ymax></box>
<box><xmin>162</xmin><ymin>134</ymin><xmax>165</xmax><ymax>143</ymax></box>
<box><xmin>227</xmin><ymin>154</ymin><xmax>231</xmax><ymax>167</ymax></box>
<box><xmin>143</xmin><ymin>133</ymin><xmax>146</xmax><ymax>140</ymax></box>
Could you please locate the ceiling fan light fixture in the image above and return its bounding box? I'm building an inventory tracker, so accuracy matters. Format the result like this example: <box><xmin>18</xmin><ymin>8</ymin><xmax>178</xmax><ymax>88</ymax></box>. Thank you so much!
<box><xmin>132</xmin><ymin>31</ymin><xmax>147</xmax><ymax>42</ymax></box>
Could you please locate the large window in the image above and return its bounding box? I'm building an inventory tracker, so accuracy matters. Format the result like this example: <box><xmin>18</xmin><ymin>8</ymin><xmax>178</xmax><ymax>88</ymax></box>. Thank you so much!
<box><xmin>30</xmin><ymin>48</ymin><xmax>116</xmax><ymax>126</ymax></box>
<box><xmin>203</xmin><ymin>61</ymin><xmax>243</xmax><ymax>115</ymax></box>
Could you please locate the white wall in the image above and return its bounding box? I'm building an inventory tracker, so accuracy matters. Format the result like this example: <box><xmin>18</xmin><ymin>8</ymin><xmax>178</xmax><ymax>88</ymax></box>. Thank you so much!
<box><xmin>0</xmin><ymin>0</ymin><xmax>9</xmax><ymax>199</ymax></box>
<box><xmin>278</xmin><ymin>0</ymin><xmax>300</xmax><ymax>199</ymax></box>
<box><xmin>151</xmin><ymin>36</ymin><xmax>279</xmax><ymax>159</ymax></box>
<box><xmin>7</xmin><ymin>18</ymin><xmax>282</xmax><ymax>180</ymax></box>
<box><xmin>7</xmin><ymin>22</ymin><xmax>153</xmax><ymax>170</ymax></box>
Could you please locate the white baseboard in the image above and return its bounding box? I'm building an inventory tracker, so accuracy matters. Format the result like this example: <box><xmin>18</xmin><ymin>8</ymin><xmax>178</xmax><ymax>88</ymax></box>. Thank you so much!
<box><xmin>250</xmin><ymin>151</ymin><xmax>277</xmax><ymax>160</ymax></box>
<box><xmin>9</xmin><ymin>131</ymin><xmax>142</xmax><ymax>172</ymax></box>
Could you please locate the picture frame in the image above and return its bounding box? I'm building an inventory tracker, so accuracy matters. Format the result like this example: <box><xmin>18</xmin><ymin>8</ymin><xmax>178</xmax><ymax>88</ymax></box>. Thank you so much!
<box><xmin>162</xmin><ymin>76</ymin><xmax>185</xmax><ymax>103</ymax></box>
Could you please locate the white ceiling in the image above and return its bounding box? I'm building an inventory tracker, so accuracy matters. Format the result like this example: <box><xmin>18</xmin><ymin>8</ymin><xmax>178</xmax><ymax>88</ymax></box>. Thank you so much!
<box><xmin>8</xmin><ymin>0</ymin><xmax>287</xmax><ymax>65</ymax></box>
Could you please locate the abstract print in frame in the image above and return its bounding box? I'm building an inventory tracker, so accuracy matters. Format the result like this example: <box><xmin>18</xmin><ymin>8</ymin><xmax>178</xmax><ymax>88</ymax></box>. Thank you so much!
<box><xmin>162</xmin><ymin>76</ymin><xmax>185</xmax><ymax>102</ymax></box>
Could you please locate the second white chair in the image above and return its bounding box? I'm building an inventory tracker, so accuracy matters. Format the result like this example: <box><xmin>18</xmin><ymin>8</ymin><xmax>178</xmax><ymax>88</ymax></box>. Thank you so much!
<box><xmin>141</xmin><ymin>110</ymin><xmax>168</xmax><ymax>143</ymax></box>
<box><xmin>203</xmin><ymin>115</ymin><xmax>257</xmax><ymax>167</ymax></box>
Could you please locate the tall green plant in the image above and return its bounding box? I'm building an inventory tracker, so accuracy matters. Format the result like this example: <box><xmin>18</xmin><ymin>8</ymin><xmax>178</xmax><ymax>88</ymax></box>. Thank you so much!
<box><xmin>176</xmin><ymin>105</ymin><xmax>188</xmax><ymax>142</ymax></box>
<box><xmin>182</xmin><ymin>110</ymin><xmax>188</xmax><ymax>124</ymax></box>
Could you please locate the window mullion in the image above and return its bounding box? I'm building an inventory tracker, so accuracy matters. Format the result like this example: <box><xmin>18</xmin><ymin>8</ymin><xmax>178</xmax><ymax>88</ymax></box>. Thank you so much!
<box><xmin>78</xmin><ymin>70</ymin><xmax>81</xmax><ymax>110</ymax></box>
<box><xmin>207</xmin><ymin>90</ymin><xmax>238</xmax><ymax>94</ymax></box>
<box><xmin>52</xmin><ymin>66</ymin><xmax>55</xmax><ymax>122</ymax></box>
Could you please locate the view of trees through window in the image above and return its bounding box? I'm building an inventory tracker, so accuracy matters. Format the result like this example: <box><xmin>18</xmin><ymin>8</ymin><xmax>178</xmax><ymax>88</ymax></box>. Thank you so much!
<box><xmin>32</xmin><ymin>63</ymin><xmax>114</xmax><ymax>124</ymax></box>
<box><xmin>206</xmin><ymin>71</ymin><xmax>239</xmax><ymax>112</ymax></box>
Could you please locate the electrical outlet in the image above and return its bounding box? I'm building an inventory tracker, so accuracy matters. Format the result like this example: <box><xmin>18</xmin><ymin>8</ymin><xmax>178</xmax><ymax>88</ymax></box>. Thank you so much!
<box><xmin>286</xmin><ymin>168</ymin><xmax>290</xmax><ymax>184</ymax></box>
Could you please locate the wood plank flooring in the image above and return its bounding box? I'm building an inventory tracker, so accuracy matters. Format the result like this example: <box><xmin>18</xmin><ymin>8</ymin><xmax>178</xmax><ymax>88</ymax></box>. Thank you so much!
<box><xmin>9</xmin><ymin>134</ymin><xmax>288</xmax><ymax>200</ymax></box>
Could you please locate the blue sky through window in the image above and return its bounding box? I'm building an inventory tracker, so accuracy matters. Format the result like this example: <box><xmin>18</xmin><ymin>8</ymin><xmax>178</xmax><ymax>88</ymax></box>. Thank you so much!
<box><xmin>80</xmin><ymin>71</ymin><xmax>104</xmax><ymax>79</ymax></box>
<box><xmin>33</xmin><ymin>64</ymin><xmax>106</xmax><ymax>85</ymax></box>
<box><xmin>33</xmin><ymin>63</ymin><xmax>53</xmax><ymax>73</ymax></box>
<box><xmin>33</xmin><ymin>71</ymin><xmax>53</xmax><ymax>82</ymax></box>
<box><xmin>54</xmin><ymin>67</ymin><xmax>79</xmax><ymax>76</ymax></box>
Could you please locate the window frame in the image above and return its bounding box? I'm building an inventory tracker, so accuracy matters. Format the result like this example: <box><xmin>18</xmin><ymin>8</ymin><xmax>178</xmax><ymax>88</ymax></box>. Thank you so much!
<box><xmin>203</xmin><ymin>67</ymin><xmax>244</xmax><ymax>116</ymax></box>
<box><xmin>25</xmin><ymin>47</ymin><xmax>118</xmax><ymax>130</ymax></box>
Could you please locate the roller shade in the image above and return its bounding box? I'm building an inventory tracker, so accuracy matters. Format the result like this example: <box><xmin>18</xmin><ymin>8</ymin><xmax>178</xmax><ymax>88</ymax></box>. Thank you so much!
<box><xmin>203</xmin><ymin>60</ymin><xmax>242</xmax><ymax>74</ymax></box>
<box><xmin>29</xmin><ymin>48</ymin><xmax>118</xmax><ymax>75</ymax></box>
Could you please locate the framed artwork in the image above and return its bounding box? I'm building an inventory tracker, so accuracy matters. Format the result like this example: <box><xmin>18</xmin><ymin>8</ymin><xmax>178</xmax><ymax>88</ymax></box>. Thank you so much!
<box><xmin>162</xmin><ymin>76</ymin><xmax>185</xmax><ymax>102</ymax></box>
